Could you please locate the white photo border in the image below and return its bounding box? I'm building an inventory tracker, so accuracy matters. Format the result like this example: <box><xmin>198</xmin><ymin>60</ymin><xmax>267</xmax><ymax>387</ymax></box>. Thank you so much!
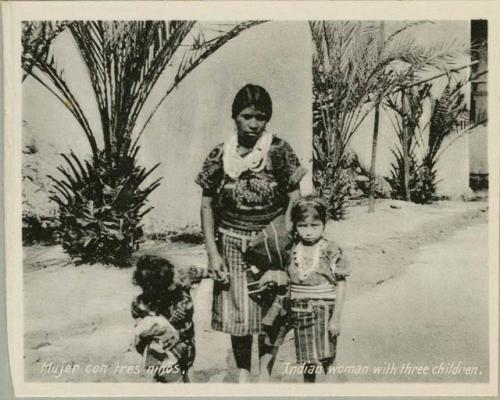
<box><xmin>3</xmin><ymin>1</ymin><xmax>499</xmax><ymax>397</ymax></box>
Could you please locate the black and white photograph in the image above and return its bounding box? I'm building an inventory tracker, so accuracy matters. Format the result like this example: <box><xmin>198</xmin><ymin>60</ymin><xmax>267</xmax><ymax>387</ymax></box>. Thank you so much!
<box><xmin>3</xmin><ymin>1</ymin><xmax>498</xmax><ymax>397</ymax></box>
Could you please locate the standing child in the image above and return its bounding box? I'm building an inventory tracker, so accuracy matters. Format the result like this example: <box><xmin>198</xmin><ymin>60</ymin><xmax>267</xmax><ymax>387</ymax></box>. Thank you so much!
<box><xmin>288</xmin><ymin>196</ymin><xmax>350</xmax><ymax>382</ymax></box>
<box><xmin>131</xmin><ymin>255</ymin><xmax>209</xmax><ymax>383</ymax></box>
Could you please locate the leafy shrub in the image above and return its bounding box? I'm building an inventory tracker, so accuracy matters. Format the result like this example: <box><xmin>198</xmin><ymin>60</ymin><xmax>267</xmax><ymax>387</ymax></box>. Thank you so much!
<box><xmin>387</xmin><ymin>148</ymin><xmax>416</xmax><ymax>201</ymax></box>
<box><xmin>146</xmin><ymin>225</ymin><xmax>204</xmax><ymax>244</ymax></box>
<box><xmin>313</xmin><ymin>158</ymin><xmax>352</xmax><ymax>221</ymax></box>
<box><xmin>348</xmin><ymin>154</ymin><xmax>391</xmax><ymax>199</ymax></box>
<box><xmin>168</xmin><ymin>225</ymin><xmax>204</xmax><ymax>244</ymax></box>
<box><xmin>22</xmin><ymin>212</ymin><xmax>59</xmax><ymax>245</ymax></box>
<box><xmin>470</xmin><ymin>173</ymin><xmax>488</xmax><ymax>191</ymax></box>
<box><xmin>411</xmin><ymin>165</ymin><xmax>437</xmax><ymax>204</ymax></box>
<box><xmin>386</xmin><ymin>150</ymin><xmax>436</xmax><ymax>203</ymax></box>
<box><xmin>49</xmin><ymin>150</ymin><xmax>159</xmax><ymax>265</ymax></box>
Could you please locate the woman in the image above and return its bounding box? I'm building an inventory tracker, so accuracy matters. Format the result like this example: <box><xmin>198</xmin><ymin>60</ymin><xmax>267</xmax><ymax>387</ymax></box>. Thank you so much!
<box><xmin>196</xmin><ymin>84</ymin><xmax>306</xmax><ymax>382</ymax></box>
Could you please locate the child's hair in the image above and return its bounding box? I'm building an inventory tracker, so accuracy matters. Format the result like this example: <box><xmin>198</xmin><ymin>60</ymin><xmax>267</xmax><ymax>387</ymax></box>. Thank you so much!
<box><xmin>290</xmin><ymin>195</ymin><xmax>328</xmax><ymax>233</ymax></box>
<box><xmin>133</xmin><ymin>255</ymin><xmax>175</xmax><ymax>295</ymax></box>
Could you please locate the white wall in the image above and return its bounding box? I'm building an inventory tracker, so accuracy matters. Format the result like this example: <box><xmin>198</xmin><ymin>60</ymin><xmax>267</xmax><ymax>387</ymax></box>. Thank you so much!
<box><xmin>139</xmin><ymin>21</ymin><xmax>313</xmax><ymax>230</ymax></box>
<box><xmin>22</xmin><ymin>22</ymin><xmax>313</xmax><ymax>231</ymax></box>
<box><xmin>469</xmin><ymin>126</ymin><xmax>488</xmax><ymax>174</ymax></box>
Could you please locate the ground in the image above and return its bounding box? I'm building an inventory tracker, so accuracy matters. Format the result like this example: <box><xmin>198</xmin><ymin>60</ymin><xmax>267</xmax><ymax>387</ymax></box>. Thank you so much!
<box><xmin>22</xmin><ymin>199</ymin><xmax>490</xmax><ymax>383</ymax></box>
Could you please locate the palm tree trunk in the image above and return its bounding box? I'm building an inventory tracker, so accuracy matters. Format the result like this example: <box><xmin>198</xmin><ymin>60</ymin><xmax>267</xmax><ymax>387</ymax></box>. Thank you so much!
<box><xmin>368</xmin><ymin>98</ymin><xmax>381</xmax><ymax>212</ymax></box>
<box><xmin>402</xmin><ymin>124</ymin><xmax>411</xmax><ymax>201</ymax></box>
<box><xmin>368</xmin><ymin>21</ymin><xmax>384</xmax><ymax>213</ymax></box>
<box><xmin>397</xmin><ymin>87</ymin><xmax>410</xmax><ymax>201</ymax></box>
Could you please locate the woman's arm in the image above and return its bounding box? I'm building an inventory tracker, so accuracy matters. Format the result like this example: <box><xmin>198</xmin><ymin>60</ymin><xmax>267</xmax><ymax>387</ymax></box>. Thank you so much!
<box><xmin>200</xmin><ymin>195</ymin><xmax>224</xmax><ymax>273</ymax></box>
<box><xmin>329</xmin><ymin>279</ymin><xmax>346</xmax><ymax>337</ymax></box>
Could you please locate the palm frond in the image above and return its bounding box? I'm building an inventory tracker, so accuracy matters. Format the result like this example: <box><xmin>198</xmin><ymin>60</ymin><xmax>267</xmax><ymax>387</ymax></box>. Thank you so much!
<box><xmin>426</xmin><ymin>78</ymin><xmax>468</xmax><ymax>164</ymax></box>
<box><xmin>135</xmin><ymin>21</ymin><xmax>266</xmax><ymax>142</ymax></box>
<box><xmin>28</xmin><ymin>54</ymin><xmax>99</xmax><ymax>155</ymax></box>
<box><xmin>384</xmin><ymin>21</ymin><xmax>433</xmax><ymax>47</ymax></box>
<box><xmin>22</xmin><ymin>21</ymin><xmax>70</xmax><ymax>81</ymax></box>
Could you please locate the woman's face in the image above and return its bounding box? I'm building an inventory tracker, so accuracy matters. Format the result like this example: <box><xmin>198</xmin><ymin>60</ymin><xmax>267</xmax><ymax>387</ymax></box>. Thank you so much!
<box><xmin>234</xmin><ymin>105</ymin><xmax>268</xmax><ymax>147</ymax></box>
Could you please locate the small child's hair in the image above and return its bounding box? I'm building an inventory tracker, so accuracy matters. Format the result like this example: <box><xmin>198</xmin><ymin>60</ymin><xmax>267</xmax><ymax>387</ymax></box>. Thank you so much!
<box><xmin>290</xmin><ymin>195</ymin><xmax>328</xmax><ymax>230</ymax></box>
<box><xmin>133</xmin><ymin>255</ymin><xmax>175</xmax><ymax>294</ymax></box>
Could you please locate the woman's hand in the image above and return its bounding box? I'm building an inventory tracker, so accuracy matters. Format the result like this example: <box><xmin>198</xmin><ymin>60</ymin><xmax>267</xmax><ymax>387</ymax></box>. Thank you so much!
<box><xmin>201</xmin><ymin>195</ymin><xmax>229</xmax><ymax>286</ymax></box>
<box><xmin>328</xmin><ymin>315</ymin><xmax>341</xmax><ymax>338</ymax></box>
<box><xmin>208</xmin><ymin>253</ymin><xmax>230</xmax><ymax>286</ymax></box>
<box><xmin>208</xmin><ymin>252</ymin><xmax>224</xmax><ymax>274</ymax></box>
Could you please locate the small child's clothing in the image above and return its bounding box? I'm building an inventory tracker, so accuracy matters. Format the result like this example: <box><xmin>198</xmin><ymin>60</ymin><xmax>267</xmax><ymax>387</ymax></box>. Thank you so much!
<box><xmin>133</xmin><ymin>315</ymin><xmax>183</xmax><ymax>382</ymax></box>
<box><xmin>288</xmin><ymin>239</ymin><xmax>350</xmax><ymax>289</ymax></box>
<box><xmin>290</xmin><ymin>298</ymin><xmax>337</xmax><ymax>363</ymax></box>
<box><xmin>131</xmin><ymin>266</ymin><xmax>205</xmax><ymax>381</ymax></box>
<box><xmin>287</xmin><ymin>238</ymin><xmax>350</xmax><ymax>364</ymax></box>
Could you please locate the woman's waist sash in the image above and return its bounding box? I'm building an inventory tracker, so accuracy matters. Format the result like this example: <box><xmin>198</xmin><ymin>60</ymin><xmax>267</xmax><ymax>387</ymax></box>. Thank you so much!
<box><xmin>217</xmin><ymin>226</ymin><xmax>259</xmax><ymax>253</ymax></box>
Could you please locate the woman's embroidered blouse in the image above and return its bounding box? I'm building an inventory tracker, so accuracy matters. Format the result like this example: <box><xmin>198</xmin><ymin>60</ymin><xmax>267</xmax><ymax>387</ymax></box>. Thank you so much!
<box><xmin>195</xmin><ymin>136</ymin><xmax>306</xmax><ymax>231</ymax></box>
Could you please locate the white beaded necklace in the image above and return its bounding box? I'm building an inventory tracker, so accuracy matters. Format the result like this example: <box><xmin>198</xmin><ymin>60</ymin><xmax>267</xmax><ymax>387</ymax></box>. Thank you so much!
<box><xmin>293</xmin><ymin>241</ymin><xmax>321</xmax><ymax>281</ymax></box>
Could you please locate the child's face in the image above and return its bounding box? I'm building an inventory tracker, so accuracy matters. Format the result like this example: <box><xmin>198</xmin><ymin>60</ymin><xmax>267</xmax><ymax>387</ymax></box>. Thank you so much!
<box><xmin>295</xmin><ymin>215</ymin><xmax>325</xmax><ymax>245</ymax></box>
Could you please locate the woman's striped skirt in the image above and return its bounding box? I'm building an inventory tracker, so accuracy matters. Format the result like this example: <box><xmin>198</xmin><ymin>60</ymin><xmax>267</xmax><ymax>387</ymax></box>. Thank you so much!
<box><xmin>211</xmin><ymin>227</ymin><xmax>263</xmax><ymax>336</ymax></box>
<box><xmin>290</xmin><ymin>298</ymin><xmax>337</xmax><ymax>364</ymax></box>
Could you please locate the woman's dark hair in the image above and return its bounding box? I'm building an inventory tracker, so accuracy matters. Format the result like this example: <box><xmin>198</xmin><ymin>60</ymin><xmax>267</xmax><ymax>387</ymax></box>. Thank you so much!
<box><xmin>133</xmin><ymin>255</ymin><xmax>175</xmax><ymax>295</ymax></box>
<box><xmin>290</xmin><ymin>195</ymin><xmax>328</xmax><ymax>233</ymax></box>
<box><xmin>231</xmin><ymin>84</ymin><xmax>272</xmax><ymax>121</ymax></box>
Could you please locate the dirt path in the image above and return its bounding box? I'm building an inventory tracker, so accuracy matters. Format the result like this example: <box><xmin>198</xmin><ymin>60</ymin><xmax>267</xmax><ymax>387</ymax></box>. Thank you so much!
<box><xmin>22</xmin><ymin>200</ymin><xmax>489</xmax><ymax>383</ymax></box>
<box><xmin>341</xmin><ymin>203</ymin><xmax>488</xmax><ymax>299</ymax></box>
<box><xmin>273</xmin><ymin>221</ymin><xmax>489</xmax><ymax>383</ymax></box>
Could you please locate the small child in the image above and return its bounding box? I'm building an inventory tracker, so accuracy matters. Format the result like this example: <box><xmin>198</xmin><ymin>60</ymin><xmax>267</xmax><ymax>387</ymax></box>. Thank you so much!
<box><xmin>131</xmin><ymin>255</ymin><xmax>207</xmax><ymax>383</ymax></box>
<box><xmin>287</xmin><ymin>195</ymin><xmax>350</xmax><ymax>383</ymax></box>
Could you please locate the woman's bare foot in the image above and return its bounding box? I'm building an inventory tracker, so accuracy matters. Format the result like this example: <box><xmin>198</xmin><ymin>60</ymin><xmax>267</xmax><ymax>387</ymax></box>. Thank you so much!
<box><xmin>258</xmin><ymin>353</ymin><xmax>273</xmax><ymax>382</ymax></box>
<box><xmin>183</xmin><ymin>368</ymin><xmax>193</xmax><ymax>383</ymax></box>
<box><xmin>238</xmin><ymin>368</ymin><xmax>251</xmax><ymax>383</ymax></box>
<box><xmin>258</xmin><ymin>370</ymin><xmax>271</xmax><ymax>382</ymax></box>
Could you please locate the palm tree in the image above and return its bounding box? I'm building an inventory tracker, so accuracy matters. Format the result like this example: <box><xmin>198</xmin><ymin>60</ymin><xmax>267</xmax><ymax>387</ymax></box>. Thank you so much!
<box><xmin>386</xmin><ymin>77</ymin><xmax>468</xmax><ymax>204</ymax></box>
<box><xmin>22</xmin><ymin>20</ymin><xmax>263</xmax><ymax>265</ymax></box>
<box><xmin>385</xmin><ymin>83</ymin><xmax>432</xmax><ymax>201</ymax></box>
<box><xmin>310</xmin><ymin>21</ymin><xmax>466</xmax><ymax>218</ymax></box>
